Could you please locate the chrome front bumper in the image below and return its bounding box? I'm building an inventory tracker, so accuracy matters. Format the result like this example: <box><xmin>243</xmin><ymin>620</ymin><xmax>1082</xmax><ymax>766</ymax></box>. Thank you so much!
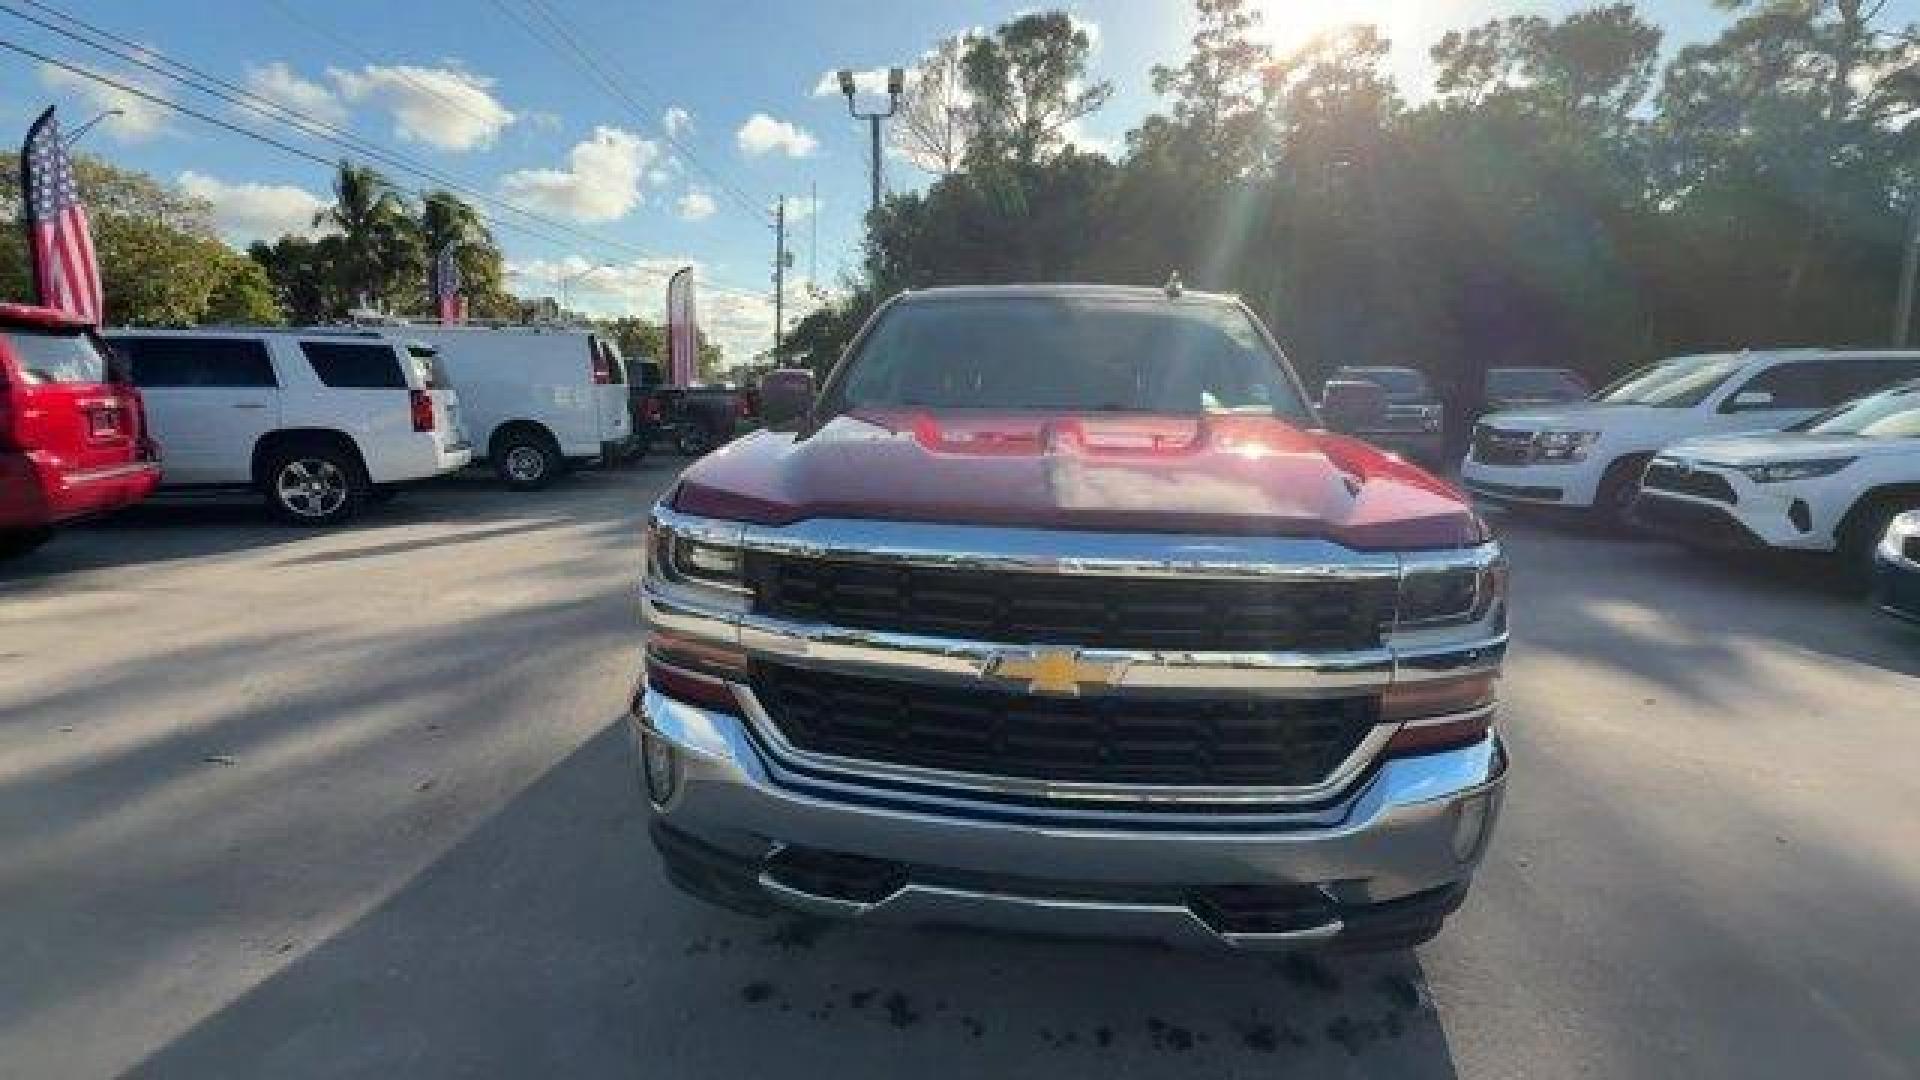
<box><xmin>632</xmin><ymin>686</ymin><xmax>1506</xmax><ymax>950</ymax></box>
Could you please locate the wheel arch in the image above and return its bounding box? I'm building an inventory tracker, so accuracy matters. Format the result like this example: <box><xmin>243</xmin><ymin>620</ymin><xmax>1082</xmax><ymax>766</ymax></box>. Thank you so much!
<box><xmin>487</xmin><ymin>418</ymin><xmax>560</xmax><ymax>460</ymax></box>
<box><xmin>251</xmin><ymin>428</ymin><xmax>368</xmax><ymax>487</ymax></box>
<box><xmin>1836</xmin><ymin>483</ymin><xmax>1920</xmax><ymax>547</ymax></box>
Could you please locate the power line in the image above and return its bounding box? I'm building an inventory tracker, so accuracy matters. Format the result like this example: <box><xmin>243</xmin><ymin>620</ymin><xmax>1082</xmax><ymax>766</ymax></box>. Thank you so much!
<box><xmin>0</xmin><ymin>5</ymin><xmax>774</xmax><ymax>303</ymax></box>
<box><xmin>502</xmin><ymin>0</ymin><xmax>775</xmax><ymax>225</ymax></box>
<box><xmin>0</xmin><ymin>34</ymin><xmax>773</xmax><ymax>306</ymax></box>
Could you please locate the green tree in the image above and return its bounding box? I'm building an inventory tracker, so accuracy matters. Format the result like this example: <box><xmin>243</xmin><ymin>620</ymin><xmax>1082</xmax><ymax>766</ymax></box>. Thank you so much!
<box><xmin>962</xmin><ymin>12</ymin><xmax>1112</xmax><ymax>171</ymax></box>
<box><xmin>315</xmin><ymin>161</ymin><xmax>418</xmax><ymax>312</ymax></box>
<box><xmin>2</xmin><ymin>152</ymin><xmax>286</xmax><ymax>326</ymax></box>
<box><xmin>204</xmin><ymin>258</ymin><xmax>283</xmax><ymax>324</ymax></box>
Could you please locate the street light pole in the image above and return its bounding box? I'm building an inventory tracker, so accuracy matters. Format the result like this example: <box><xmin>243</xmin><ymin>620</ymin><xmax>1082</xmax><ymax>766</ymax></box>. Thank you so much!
<box><xmin>63</xmin><ymin>108</ymin><xmax>124</xmax><ymax>147</ymax></box>
<box><xmin>837</xmin><ymin>66</ymin><xmax>906</xmax><ymax>215</ymax></box>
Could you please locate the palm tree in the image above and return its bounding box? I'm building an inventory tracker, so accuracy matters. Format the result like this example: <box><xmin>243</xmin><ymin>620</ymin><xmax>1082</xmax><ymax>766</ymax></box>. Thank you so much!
<box><xmin>316</xmin><ymin>162</ymin><xmax>414</xmax><ymax>313</ymax></box>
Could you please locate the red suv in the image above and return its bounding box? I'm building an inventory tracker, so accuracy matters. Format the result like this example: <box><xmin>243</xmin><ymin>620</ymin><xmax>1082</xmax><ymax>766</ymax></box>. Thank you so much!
<box><xmin>0</xmin><ymin>303</ymin><xmax>161</xmax><ymax>558</ymax></box>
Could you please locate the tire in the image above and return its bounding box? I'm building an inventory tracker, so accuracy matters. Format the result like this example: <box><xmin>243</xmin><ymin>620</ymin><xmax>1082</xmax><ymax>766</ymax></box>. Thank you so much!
<box><xmin>262</xmin><ymin>442</ymin><xmax>366</xmax><ymax>527</ymax></box>
<box><xmin>0</xmin><ymin>527</ymin><xmax>54</xmax><ymax>560</ymax></box>
<box><xmin>1594</xmin><ymin>455</ymin><xmax>1652</xmax><ymax>529</ymax></box>
<box><xmin>493</xmin><ymin>427</ymin><xmax>561</xmax><ymax>491</ymax></box>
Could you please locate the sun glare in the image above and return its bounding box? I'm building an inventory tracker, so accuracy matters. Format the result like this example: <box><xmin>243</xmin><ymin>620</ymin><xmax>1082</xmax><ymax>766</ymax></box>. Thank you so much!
<box><xmin>1247</xmin><ymin>0</ymin><xmax>1416</xmax><ymax>51</ymax></box>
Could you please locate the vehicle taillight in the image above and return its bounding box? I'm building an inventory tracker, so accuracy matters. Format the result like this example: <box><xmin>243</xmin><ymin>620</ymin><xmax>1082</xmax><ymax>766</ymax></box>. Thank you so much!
<box><xmin>410</xmin><ymin>388</ymin><xmax>435</xmax><ymax>432</ymax></box>
<box><xmin>642</xmin><ymin>397</ymin><xmax>663</xmax><ymax>422</ymax></box>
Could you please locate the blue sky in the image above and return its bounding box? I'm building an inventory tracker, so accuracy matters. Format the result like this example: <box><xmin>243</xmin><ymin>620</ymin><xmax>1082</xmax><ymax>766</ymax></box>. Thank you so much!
<box><xmin>1</xmin><ymin>0</ymin><xmax>1902</xmax><ymax>362</ymax></box>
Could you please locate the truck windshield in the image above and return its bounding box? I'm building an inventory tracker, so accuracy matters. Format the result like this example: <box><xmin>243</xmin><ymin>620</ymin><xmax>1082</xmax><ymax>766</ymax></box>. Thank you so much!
<box><xmin>1595</xmin><ymin>354</ymin><xmax>1745</xmax><ymax>408</ymax></box>
<box><xmin>836</xmin><ymin>296</ymin><xmax>1309</xmax><ymax>418</ymax></box>
<box><xmin>1791</xmin><ymin>381</ymin><xmax>1920</xmax><ymax>437</ymax></box>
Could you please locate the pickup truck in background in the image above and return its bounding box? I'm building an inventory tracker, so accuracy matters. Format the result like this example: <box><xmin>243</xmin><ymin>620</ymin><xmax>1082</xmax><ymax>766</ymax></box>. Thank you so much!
<box><xmin>632</xmin><ymin>283</ymin><xmax>1509</xmax><ymax>952</ymax></box>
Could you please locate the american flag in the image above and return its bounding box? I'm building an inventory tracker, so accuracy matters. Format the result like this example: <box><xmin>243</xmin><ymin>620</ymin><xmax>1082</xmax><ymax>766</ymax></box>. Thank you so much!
<box><xmin>21</xmin><ymin>107</ymin><xmax>104</xmax><ymax>325</ymax></box>
<box><xmin>433</xmin><ymin>240</ymin><xmax>463</xmax><ymax>324</ymax></box>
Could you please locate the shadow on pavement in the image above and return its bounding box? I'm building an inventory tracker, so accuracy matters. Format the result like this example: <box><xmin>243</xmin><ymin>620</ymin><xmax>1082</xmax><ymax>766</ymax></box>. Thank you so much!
<box><xmin>128</xmin><ymin>722</ymin><xmax>1458</xmax><ymax>1080</ymax></box>
<box><xmin>0</xmin><ymin>465</ymin><xmax>675</xmax><ymax>584</ymax></box>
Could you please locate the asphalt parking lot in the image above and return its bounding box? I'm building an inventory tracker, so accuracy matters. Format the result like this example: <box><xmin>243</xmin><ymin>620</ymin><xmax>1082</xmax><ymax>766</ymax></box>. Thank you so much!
<box><xmin>2</xmin><ymin>463</ymin><xmax>1916</xmax><ymax>1080</ymax></box>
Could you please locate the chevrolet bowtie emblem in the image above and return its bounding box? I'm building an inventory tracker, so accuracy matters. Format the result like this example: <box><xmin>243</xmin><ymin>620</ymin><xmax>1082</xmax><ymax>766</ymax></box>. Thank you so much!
<box><xmin>987</xmin><ymin>649</ymin><xmax>1128</xmax><ymax>697</ymax></box>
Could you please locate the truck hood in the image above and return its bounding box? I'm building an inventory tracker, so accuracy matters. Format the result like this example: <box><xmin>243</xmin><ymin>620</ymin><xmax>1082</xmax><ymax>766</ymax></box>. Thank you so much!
<box><xmin>1477</xmin><ymin>400</ymin><xmax>1643</xmax><ymax>429</ymax></box>
<box><xmin>672</xmin><ymin>409</ymin><xmax>1487</xmax><ymax>551</ymax></box>
<box><xmin>1665</xmin><ymin>431</ymin><xmax>1908</xmax><ymax>464</ymax></box>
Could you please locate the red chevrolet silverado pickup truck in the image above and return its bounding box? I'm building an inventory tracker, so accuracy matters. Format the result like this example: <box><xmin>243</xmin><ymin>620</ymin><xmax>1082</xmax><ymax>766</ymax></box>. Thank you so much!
<box><xmin>632</xmin><ymin>284</ymin><xmax>1507</xmax><ymax>951</ymax></box>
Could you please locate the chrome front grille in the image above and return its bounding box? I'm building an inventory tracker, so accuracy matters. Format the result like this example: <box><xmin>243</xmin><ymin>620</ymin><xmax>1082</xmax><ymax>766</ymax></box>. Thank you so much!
<box><xmin>744</xmin><ymin>553</ymin><xmax>1394</xmax><ymax>652</ymax></box>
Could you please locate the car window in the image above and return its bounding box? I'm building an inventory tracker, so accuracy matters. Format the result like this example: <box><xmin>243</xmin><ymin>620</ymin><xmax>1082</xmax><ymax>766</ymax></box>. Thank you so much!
<box><xmin>405</xmin><ymin>345</ymin><xmax>441</xmax><ymax>389</ymax></box>
<box><xmin>3</xmin><ymin>329</ymin><xmax>109</xmax><ymax>385</ymax></box>
<box><xmin>1821</xmin><ymin>357</ymin><xmax>1920</xmax><ymax>404</ymax></box>
<box><xmin>1488</xmin><ymin>369</ymin><xmax>1586</xmax><ymax>397</ymax></box>
<box><xmin>1336</xmin><ymin>367</ymin><xmax>1426</xmax><ymax>395</ymax></box>
<box><xmin>118</xmin><ymin>337</ymin><xmax>276</xmax><ymax>388</ymax></box>
<box><xmin>1597</xmin><ymin>354</ymin><xmax>1746</xmax><ymax>407</ymax></box>
<box><xmin>836</xmin><ymin>297</ymin><xmax>1309</xmax><ymax>418</ymax></box>
<box><xmin>1724</xmin><ymin>361</ymin><xmax>1826</xmax><ymax>412</ymax></box>
<box><xmin>592</xmin><ymin>337</ymin><xmax>627</xmax><ymax>384</ymax></box>
<box><xmin>1794</xmin><ymin>381</ymin><xmax>1920</xmax><ymax>437</ymax></box>
<box><xmin>301</xmin><ymin>341</ymin><xmax>406</xmax><ymax>389</ymax></box>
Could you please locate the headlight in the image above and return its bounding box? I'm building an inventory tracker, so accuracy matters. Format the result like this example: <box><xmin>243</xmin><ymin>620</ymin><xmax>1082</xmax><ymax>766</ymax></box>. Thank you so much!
<box><xmin>647</xmin><ymin>509</ymin><xmax>748</xmax><ymax>596</ymax></box>
<box><xmin>1533</xmin><ymin>430</ymin><xmax>1600</xmax><ymax>461</ymax></box>
<box><xmin>1738</xmin><ymin>458</ymin><xmax>1856</xmax><ymax>484</ymax></box>
<box><xmin>1397</xmin><ymin>555</ymin><xmax>1507</xmax><ymax>628</ymax></box>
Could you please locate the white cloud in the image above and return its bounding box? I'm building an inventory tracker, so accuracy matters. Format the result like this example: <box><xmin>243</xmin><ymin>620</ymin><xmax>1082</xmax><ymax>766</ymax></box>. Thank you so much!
<box><xmin>663</xmin><ymin>106</ymin><xmax>693</xmax><ymax>138</ymax></box>
<box><xmin>177</xmin><ymin>171</ymin><xmax>330</xmax><ymax>246</ymax></box>
<box><xmin>677</xmin><ymin>187</ymin><xmax>717</xmax><ymax>222</ymax></box>
<box><xmin>1063</xmin><ymin>118</ymin><xmax>1117</xmax><ymax>157</ymax></box>
<box><xmin>647</xmin><ymin>168</ymin><xmax>672</xmax><ymax>189</ymax></box>
<box><xmin>736</xmin><ymin>112</ymin><xmax>817</xmax><ymax>158</ymax></box>
<box><xmin>38</xmin><ymin>62</ymin><xmax>170</xmax><ymax>142</ymax></box>
<box><xmin>329</xmin><ymin>64</ymin><xmax>514</xmax><ymax>151</ymax></box>
<box><xmin>499</xmin><ymin>125</ymin><xmax>657</xmax><ymax>222</ymax></box>
<box><xmin>245</xmin><ymin>62</ymin><xmax>345</xmax><ymax>127</ymax></box>
<box><xmin>504</xmin><ymin>256</ymin><xmax>826</xmax><ymax>366</ymax></box>
<box><xmin>780</xmin><ymin>193</ymin><xmax>821</xmax><ymax>221</ymax></box>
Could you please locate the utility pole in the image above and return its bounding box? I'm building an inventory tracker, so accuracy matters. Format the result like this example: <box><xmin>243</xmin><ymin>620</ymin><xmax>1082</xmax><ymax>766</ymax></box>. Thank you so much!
<box><xmin>773</xmin><ymin>197</ymin><xmax>788</xmax><ymax>352</ymax></box>
<box><xmin>1897</xmin><ymin>196</ymin><xmax>1920</xmax><ymax>345</ymax></box>
<box><xmin>836</xmin><ymin>67</ymin><xmax>906</xmax><ymax>214</ymax></box>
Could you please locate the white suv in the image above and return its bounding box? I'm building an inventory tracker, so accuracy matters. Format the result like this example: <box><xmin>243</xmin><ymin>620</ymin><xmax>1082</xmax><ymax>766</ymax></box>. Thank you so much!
<box><xmin>1461</xmin><ymin>349</ymin><xmax>1920</xmax><ymax>521</ymax></box>
<box><xmin>1633</xmin><ymin>379</ymin><xmax>1920</xmax><ymax>568</ymax></box>
<box><xmin>109</xmin><ymin>329</ymin><xmax>471</xmax><ymax>525</ymax></box>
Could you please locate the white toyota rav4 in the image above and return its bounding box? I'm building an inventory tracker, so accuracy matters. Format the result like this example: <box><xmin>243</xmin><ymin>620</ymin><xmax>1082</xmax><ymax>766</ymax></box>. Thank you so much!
<box><xmin>1461</xmin><ymin>349</ymin><xmax>1920</xmax><ymax>521</ymax></box>
<box><xmin>1632</xmin><ymin>379</ymin><xmax>1920</xmax><ymax>568</ymax></box>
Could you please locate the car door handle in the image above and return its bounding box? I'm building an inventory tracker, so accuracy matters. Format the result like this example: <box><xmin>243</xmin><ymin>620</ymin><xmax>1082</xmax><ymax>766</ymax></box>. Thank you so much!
<box><xmin>231</xmin><ymin>402</ymin><xmax>267</xmax><ymax>410</ymax></box>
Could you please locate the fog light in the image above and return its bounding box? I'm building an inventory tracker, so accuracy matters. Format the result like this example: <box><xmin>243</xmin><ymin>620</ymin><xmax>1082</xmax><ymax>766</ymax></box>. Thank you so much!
<box><xmin>1452</xmin><ymin>795</ymin><xmax>1491</xmax><ymax>862</ymax></box>
<box><xmin>1788</xmin><ymin>499</ymin><xmax>1812</xmax><ymax>533</ymax></box>
<box><xmin>641</xmin><ymin>729</ymin><xmax>680</xmax><ymax>805</ymax></box>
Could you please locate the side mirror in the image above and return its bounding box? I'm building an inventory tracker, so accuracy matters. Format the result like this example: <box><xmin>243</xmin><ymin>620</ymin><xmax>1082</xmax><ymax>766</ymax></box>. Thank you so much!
<box><xmin>1729</xmin><ymin>390</ymin><xmax>1775</xmax><ymax>410</ymax></box>
<box><xmin>1319</xmin><ymin>379</ymin><xmax>1388</xmax><ymax>433</ymax></box>
<box><xmin>759</xmin><ymin>368</ymin><xmax>816</xmax><ymax>425</ymax></box>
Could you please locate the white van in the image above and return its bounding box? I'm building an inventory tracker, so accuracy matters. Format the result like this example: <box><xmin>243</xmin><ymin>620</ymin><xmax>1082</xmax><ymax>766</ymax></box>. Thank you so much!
<box><xmin>382</xmin><ymin>324</ymin><xmax>631</xmax><ymax>489</ymax></box>
<box><xmin>108</xmin><ymin>328</ymin><xmax>471</xmax><ymax>525</ymax></box>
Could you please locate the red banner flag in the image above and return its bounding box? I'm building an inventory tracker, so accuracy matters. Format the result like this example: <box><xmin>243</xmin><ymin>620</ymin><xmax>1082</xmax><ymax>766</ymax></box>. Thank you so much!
<box><xmin>666</xmin><ymin>266</ymin><xmax>698</xmax><ymax>387</ymax></box>
<box><xmin>20</xmin><ymin>106</ymin><xmax>104</xmax><ymax>325</ymax></box>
